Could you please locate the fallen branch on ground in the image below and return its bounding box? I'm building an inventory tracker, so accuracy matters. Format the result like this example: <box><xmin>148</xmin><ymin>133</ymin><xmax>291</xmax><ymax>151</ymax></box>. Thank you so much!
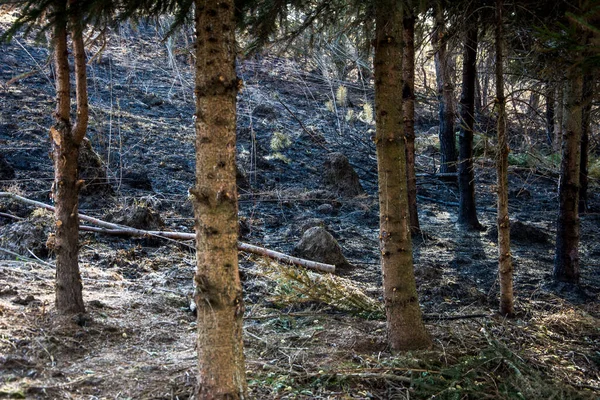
<box><xmin>415</xmin><ymin>172</ymin><xmax>458</xmax><ymax>178</ymax></box>
<box><xmin>0</xmin><ymin>192</ymin><xmax>335</xmax><ymax>273</ymax></box>
<box><xmin>423</xmin><ymin>313</ymin><xmax>489</xmax><ymax>321</ymax></box>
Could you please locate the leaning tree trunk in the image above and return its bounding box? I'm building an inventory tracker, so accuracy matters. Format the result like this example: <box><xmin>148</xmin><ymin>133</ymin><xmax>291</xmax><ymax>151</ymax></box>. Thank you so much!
<box><xmin>402</xmin><ymin>10</ymin><xmax>419</xmax><ymax>234</ymax></box>
<box><xmin>433</xmin><ymin>4</ymin><xmax>457</xmax><ymax>174</ymax></box>
<box><xmin>554</xmin><ymin>71</ymin><xmax>584</xmax><ymax>284</ymax></box>
<box><xmin>190</xmin><ymin>0</ymin><xmax>247</xmax><ymax>398</ymax></box>
<box><xmin>374</xmin><ymin>0</ymin><xmax>431</xmax><ymax>351</ymax></box>
<box><xmin>457</xmin><ymin>14</ymin><xmax>482</xmax><ymax>230</ymax></box>
<box><xmin>51</xmin><ymin>4</ymin><xmax>88</xmax><ymax>314</ymax></box>
<box><xmin>494</xmin><ymin>0</ymin><xmax>513</xmax><ymax>316</ymax></box>
<box><xmin>579</xmin><ymin>74</ymin><xmax>593</xmax><ymax>214</ymax></box>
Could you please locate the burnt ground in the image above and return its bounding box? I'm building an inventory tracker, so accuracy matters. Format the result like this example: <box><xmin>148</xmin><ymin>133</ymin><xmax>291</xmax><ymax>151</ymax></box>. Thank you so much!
<box><xmin>1</xmin><ymin>14</ymin><xmax>599</xmax><ymax>400</ymax></box>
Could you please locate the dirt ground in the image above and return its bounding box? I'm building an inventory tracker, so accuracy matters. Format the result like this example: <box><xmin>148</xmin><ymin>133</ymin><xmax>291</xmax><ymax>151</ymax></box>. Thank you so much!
<box><xmin>1</xmin><ymin>12</ymin><xmax>599</xmax><ymax>399</ymax></box>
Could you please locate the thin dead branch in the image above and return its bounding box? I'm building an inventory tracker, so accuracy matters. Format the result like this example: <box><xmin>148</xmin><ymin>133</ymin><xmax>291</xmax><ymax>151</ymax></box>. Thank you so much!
<box><xmin>0</xmin><ymin>192</ymin><xmax>335</xmax><ymax>273</ymax></box>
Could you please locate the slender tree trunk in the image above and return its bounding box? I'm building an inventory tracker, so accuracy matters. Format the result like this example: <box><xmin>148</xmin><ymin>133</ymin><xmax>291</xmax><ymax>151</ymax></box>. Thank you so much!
<box><xmin>475</xmin><ymin>73</ymin><xmax>483</xmax><ymax>115</ymax></box>
<box><xmin>374</xmin><ymin>0</ymin><xmax>431</xmax><ymax>352</ymax></box>
<box><xmin>51</xmin><ymin>2</ymin><xmax>88</xmax><ymax>314</ymax></box>
<box><xmin>579</xmin><ymin>74</ymin><xmax>593</xmax><ymax>214</ymax></box>
<box><xmin>457</xmin><ymin>13</ymin><xmax>482</xmax><ymax>230</ymax></box>
<box><xmin>358</xmin><ymin>12</ymin><xmax>374</xmax><ymax>82</ymax></box>
<box><xmin>554</xmin><ymin>72</ymin><xmax>583</xmax><ymax>284</ymax></box>
<box><xmin>494</xmin><ymin>0</ymin><xmax>513</xmax><ymax>316</ymax></box>
<box><xmin>554</xmin><ymin>83</ymin><xmax>564</xmax><ymax>152</ymax></box>
<box><xmin>191</xmin><ymin>0</ymin><xmax>247</xmax><ymax>397</ymax></box>
<box><xmin>433</xmin><ymin>4</ymin><xmax>457</xmax><ymax>174</ymax></box>
<box><xmin>529</xmin><ymin>88</ymin><xmax>540</xmax><ymax>111</ymax></box>
<box><xmin>545</xmin><ymin>81</ymin><xmax>555</xmax><ymax>146</ymax></box>
<box><xmin>482</xmin><ymin>55</ymin><xmax>492</xmax><ymax>114</ymax></box>
<box><xmin>402</xmin><ymin>10</ymin><xmax>419</xmax><ymax>234</ymax></box>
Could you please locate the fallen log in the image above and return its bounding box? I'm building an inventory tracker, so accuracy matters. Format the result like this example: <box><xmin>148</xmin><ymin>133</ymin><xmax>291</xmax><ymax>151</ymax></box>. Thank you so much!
<box><xmin>0</xmin><ymin>192</ymin><xmax>335</xmax><ymax>273</ymax></box>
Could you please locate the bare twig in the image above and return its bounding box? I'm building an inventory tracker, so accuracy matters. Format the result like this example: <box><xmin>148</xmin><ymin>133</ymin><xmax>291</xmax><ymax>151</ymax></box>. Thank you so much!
<box><xmin>0</xmin><ymin>212</ymin><xmax>22</xmax><ymax>220</ymax></box>
<box><xmin>275</xmin><ymin>95</ymin><xmax>329</xmax><ymax>151</ymax></box>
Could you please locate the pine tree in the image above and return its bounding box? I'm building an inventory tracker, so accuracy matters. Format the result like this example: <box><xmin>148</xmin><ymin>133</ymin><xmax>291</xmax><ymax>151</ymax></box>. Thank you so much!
<box><xmin>374</xmin><ymin>0</ymin><xmax>431</xmax><ymax>351</ymax></box>
<box><xmin>494</xmin><ymin>0</ymin><xmax>514</xmax><ymax>316</ymax></box>
<box><xmin>3</xmin><ymin>0</ymin><xmax>94</xmax><ymax>314</ymax></box>
<box><xmin>457</xmin><ymin>2</ymin><xmax>482</xmax><ymax>230</ymax></box>
<box><xmin>51</xmin><ymin>0</ymin><xmax>89</xmax><ymax>314</ymax></box>
<box><xmin>190</xmin><ymin>0</ymin><xmax>248</xmax><ymax>396</ymax></box>
<box><xmin>402</xmin><ymin>7</ymin><xmax>420</xmax><ymax>234</ymax></box>
<box><xmin>433</xmin><ymin>1</ymin><xmax>457</xmax><ymax>175</ymax></box>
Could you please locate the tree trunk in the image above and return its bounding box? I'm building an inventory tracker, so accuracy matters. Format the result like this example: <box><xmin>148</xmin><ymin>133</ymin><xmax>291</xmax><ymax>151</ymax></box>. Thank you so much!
<box><xmin>554</xmin><ymin>82</ymin><xmax>564</xmax><ymax>152</ymax></box>
<box><xmin>494</xmin><ymin>0</ymin><xmax>513</xmax><ymax>316</ymax></box>
<box><xmin>433</xmin><ymin>4</ymin><xmax>457</xmax><ymax>174</ymax></box>
<box><xmin>554</xmin><ymin>72</ymin><xmax>583</xmax><ymax>284</ymax></box>
<box><xmin>545</xmin><ymin>81</ymin><xmax>555</xmax><ymax>145</ymax></box>
<box><xmin>481</xmin><ymin>55</ymin><xmax>492</xmax><ymax>114</ymax></box>
<box><xmin>51</xmin><ymin>3</ymin><xmax>88</xmax><ymax>314</ymax></box>
<box><xmin>457</xmin><ymin>13</ymin><xmax>482</xmax><ymax>230</ymax></box>
<box><xmin>529</xmin><ymin>88</ymin><xmax>540</xmax><ymax>112</ymax></box>
<box><xmin>358</xmin><ymin>12</ymin><xmax>374</xmax><ymax>82</ymax></box>
<box><xmin>402</xmin><ymin>10</ymin><xmax>419</xmax><ymax>234</ymax></box>
<box><xmin>374</xmin><ymin>0</ymin><xmax>431</xmax><ymax>352</ymax></box>
<box><xmin>579</xmin><ymin>74</ymin><xmax>593</xmax><ymax>214</ymax></box>
<box><xmin>475</xmin><ymin>73</ymin><xmax>483</xmax><ymax>114</ymax></box>
<box><xmin>191</xmin><ymin>0</ymin><xmax>247</xmax><ymax>398</ymax></box>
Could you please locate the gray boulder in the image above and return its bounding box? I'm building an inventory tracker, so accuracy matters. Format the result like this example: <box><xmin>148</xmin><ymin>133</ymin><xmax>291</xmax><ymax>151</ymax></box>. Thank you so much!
<box><xmin>292</xmin><ymin>226</ymin><xmax>350</xmax><ymax>270</ymax></box>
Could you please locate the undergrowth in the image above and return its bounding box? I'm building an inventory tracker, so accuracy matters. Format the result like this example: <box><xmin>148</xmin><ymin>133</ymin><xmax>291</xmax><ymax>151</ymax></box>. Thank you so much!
<box><xmin>256</xmin><ymin>260</ymin><xmax>383</xmax><ymax>318</ymax></box>
<box><xmin>248</xmin><ymin>325</ymin><xmax>595</xmax><ymax>399</ymax></box>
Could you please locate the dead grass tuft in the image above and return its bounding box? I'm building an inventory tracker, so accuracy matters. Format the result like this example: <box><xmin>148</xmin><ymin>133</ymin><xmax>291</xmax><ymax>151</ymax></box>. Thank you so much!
<box><xmin>256</xmin><ymin>260</ymin><xmax>383</xmax><ymax>317</ymax></box>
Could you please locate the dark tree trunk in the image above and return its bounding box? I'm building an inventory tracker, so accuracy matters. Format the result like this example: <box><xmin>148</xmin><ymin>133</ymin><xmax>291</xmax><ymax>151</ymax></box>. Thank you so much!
<box><xmin>495</xmin><ymin>0</ymin><xmax>513</xmax><ymax>316</ymax></box>
<box><xmin>554</xmin><ymin>72</ymin><xmax>583</xmax><ymax>284</ymax></box>
<box><xmin>191</xmin><ymin>0</ymin><xmax>247</xmax><ymax>397</ymax></box>
<box><xmin>579</xmin><ymin>74</ymin><xmax>593</xmax><ymax>213</ymax></box>
<box><xmin>402</xmin><ymin>10</ymin><xmax>419</xmax><ymax>234</ymax></box>
<box><xmin>529</xmin><ymin>88</ymin><xmax>540</xmax><ymax>111</ymax></box>
<box><xmin>481</xmin><ymin>56</ymin><xmax>491</xmax><ymax>113</ymax></box>
<box><xmin>358</xmin><ymin>14</ymin><xmax>374</xmax><ymax>82</ymax></box>
<box><xmin>433</xmin><ymin>4</ymin><xmax>457</xmax><ymax>174</ymax></box>
<box><xmin>546</xmin><ymin>81</ymin><xmax>555</xmax><ymax>146</ymax></box>
<box><xmin>374</xmin><ymin>0</ymin><xmax>431</xmax><ymax>352</ymax></box>
<box><xmin>457</xmin><ymin>13</ymin><xmax>482</xmax><ymax>230</ymax></box>
<box><xmin>52</xmin><ymin>2</ymin><xmax>88</xmax><ymax>314</ymax></box>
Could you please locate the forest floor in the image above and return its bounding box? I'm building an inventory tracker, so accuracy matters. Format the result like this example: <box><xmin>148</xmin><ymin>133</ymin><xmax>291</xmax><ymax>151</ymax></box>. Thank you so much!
<box><xmin>1</xmin><ymin>13</ymin><xmax>599</xmax><ymax>400</ymax></box>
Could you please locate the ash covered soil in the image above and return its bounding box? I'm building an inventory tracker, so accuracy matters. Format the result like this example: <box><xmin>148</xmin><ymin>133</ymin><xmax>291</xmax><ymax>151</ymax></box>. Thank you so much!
<box><xmin>1</xmin><ymin>18</ymin><xmax>599</xmax><ymax>399</ymax></box>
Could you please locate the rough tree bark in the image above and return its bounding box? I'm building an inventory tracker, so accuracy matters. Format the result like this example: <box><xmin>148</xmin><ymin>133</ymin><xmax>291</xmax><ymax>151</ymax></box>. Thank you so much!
<box><xmin>554</xmin><ymin>71</ymin><xmax>584</xmax><ymax>284</ymax></box>
<box><xmin>433</xmin><ymin>4</ymin><xmax>457</xmax><ymax>174</ymax></box>
<box><xmin>494</xmin><ymin>0</ymin><xmax>513</xmax><ymax>316</ymax></box>
<box><xmin>579</xmin><ymin>74</ymin><xmax>593</xmax><ymax>214</ymax></box>
<box><xmin>51</xmin><ymin>1</ymin><xmax>88</xmax><ymax>314</ymax></box>
<box><xmin>457</xmin><ymin>11</ymin><xmax>482</xmax><ymax>230</ymax></box>
<box><xmin>190</xmin><ymin>0</ymin><xmax>247</xmax><ymax>397</ymax></box>
<box><xmin>402</xmin><ymin>9</ymin><xmax>419</xmax><ymax>234</ymax></box>
<box><xmin>374</xmin><ymin>0</ymin><xmax>431</xmax><ymax>351</ymax></box>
